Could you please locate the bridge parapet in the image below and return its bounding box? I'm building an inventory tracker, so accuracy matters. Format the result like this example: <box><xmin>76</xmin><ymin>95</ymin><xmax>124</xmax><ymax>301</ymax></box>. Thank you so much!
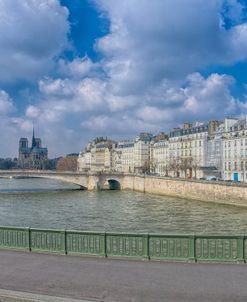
<box><xmin>0</xmin><ymin>170</ymin><xmax>126</xmax><ymax>191</ymax></box>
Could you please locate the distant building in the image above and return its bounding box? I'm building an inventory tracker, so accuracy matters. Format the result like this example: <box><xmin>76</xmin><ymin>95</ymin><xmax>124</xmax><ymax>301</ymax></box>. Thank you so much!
<box><xmin>153</xmin><ymin>139</ymin><xmax>170</xmax><ymax>176</ymax></box>
<box><xmin>18</xmin><ymin>129</ymin><xmax>48</xmax><ymax>169</ymax></box>
<box><xmin>77</xmin><ymin>115</ymin><xmax>247</xmax><ymax>183</ymax></box>
<box><xmin>222</xmin><ymin>116</ymin><xmax>247</xmax><ymax>182</ymax></box>
<box><xmin>169</xmin><ymin>122</ymin><xmax>209</xmax><ymax>178</ymax></box>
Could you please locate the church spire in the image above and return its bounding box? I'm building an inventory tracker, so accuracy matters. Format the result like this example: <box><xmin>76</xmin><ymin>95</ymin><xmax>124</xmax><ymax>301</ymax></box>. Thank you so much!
<box><xmin>31</xmin><ymin>127</ymin><xmax>36</xmax><ymax>149</ymax></box>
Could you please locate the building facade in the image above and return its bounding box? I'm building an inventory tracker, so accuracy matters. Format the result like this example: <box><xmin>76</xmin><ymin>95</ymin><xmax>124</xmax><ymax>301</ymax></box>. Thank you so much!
<box><xmin>18</xmin><ymin>129</ymin><xmax>48</xmax><ymax>169</ymax></box>
<box><xmin>77</xmin><ymin>116</ymin><xmax>247</xmax><ymax>183</ymax></box>
<box><xmin>222</xmin><ymin>117</ymin><xmax>247</xmax><ymax>182</ymax></box>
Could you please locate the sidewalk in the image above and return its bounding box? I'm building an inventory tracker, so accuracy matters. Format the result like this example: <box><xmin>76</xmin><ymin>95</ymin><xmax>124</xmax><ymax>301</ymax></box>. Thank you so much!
<box><xmin>0</xmin><ymin>250</ymin><xmax>247</xmax><ymax>302</ymax></box>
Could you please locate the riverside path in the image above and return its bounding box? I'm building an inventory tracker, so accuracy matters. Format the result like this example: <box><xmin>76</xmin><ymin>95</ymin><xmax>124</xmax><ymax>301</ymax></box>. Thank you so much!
<box><xmin>0</xmin><ymin>250</ymin><xmax>247</xmax><ymax>302</ymax></box>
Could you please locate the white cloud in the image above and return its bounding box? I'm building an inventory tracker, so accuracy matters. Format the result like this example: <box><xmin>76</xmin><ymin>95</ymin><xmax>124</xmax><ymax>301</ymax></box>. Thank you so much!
<box><xmin>25</xmin><ymin>105</ymin><xmax>40</xmax><ymax>119</ymax></box>
<box><xmin>39</xmin><ymin>78</ymin><xmax>74</xmax><ymax>97</ymax></box>
<box><xmin>0</xmin><ymin>0</ymin><xmax>70</xmax><ymax>83</ymax></box>
<box><xmin>2</xmin><ymin>0</ymin><xmax>247</xmax><ymax>157</ymax></box>
<box><xmin>94</xmin><ymin>0</ymin><xmax>247</xmax><ymax>95</ymax></box>
<box><xmin>0</xmin><ymin>90</ymin><xmax>14</xmax><ymax>115</ymax></box>
<box><xmin>58</xmin><ymin>56</ymin><xmax>100</xmax><ymax>78</ymax></box>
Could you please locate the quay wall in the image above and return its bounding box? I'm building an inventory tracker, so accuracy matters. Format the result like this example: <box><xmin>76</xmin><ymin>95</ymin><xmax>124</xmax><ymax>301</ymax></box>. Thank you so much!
<box><xmin>122</xmin><ymin>175</ymin><xmax>247</xmax><ymax>207</ymax></box>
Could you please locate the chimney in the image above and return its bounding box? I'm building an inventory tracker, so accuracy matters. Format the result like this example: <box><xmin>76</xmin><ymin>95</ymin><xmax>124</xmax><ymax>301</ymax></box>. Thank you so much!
<box><xmin>183</xmin><ymin>123</ymin><xmax>192</xmax><ymax>129</ymax></box>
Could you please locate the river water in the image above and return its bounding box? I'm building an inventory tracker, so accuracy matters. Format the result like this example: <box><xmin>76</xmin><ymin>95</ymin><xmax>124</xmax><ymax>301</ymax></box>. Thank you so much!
<box><xmin>0</xmin><ymin>178</ymin><xmax>246</xmax><ymax>234</ymax></box>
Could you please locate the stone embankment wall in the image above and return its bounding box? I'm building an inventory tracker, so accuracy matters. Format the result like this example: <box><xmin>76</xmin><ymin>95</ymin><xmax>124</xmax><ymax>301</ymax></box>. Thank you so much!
<box><xmin>122</xmin><ymin>175</ymin><xmax>247</xmax><ymax>207</ymax></box>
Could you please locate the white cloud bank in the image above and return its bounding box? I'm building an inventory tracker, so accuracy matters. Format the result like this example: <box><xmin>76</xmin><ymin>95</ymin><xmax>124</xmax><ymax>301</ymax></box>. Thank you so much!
<box><xmin>0</xmin><ymin>0</ymin><xmax>70</xmax><ymax>83</ymax></box>
<box><xmin>1</xmin><ymin>0</ymin><xmax>247</xmax><ymax>157</ymax></box>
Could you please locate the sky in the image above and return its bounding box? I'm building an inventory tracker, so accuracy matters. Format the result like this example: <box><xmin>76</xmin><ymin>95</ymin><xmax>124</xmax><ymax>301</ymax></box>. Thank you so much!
<box><xmin>1</xmin><ymin>0</ymin><xmax>247</xmax><ymax>158</ymax></box>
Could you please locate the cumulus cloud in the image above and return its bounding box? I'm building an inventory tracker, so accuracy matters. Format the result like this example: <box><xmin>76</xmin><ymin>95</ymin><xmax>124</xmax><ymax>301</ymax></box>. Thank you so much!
<box><xmin>1</xmin><ymin>0</ymin><xmax>247</xmax><ymax>157</ymax></box>
<box><xmin>0</xmin><ymin>0</ymin><xmax>70</xmax><ymax>83</ymax></box>
<box><xmin>94</xmin><ymin>0</ymin><xmax>247</xmax><ymax>94</ymax></box>
<box><xmin>0</xmin><ymin>90</ymin><xmax>14</xmax><ymax>115</ymax></box>
<box><xmin>58</xmin><ymin>56</ymin><xmax>100</xmax><ymax>78</ymax></box>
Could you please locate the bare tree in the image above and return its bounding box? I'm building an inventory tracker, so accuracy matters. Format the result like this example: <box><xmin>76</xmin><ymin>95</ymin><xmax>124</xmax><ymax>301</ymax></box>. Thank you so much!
<box><xmin>169</xmin><ymin>157</ymin><xmax>181</xmax><ymax>177</ymax></box>
<box><xmin>180</xmin><ymin>157</ymin><xmax>193</xmax><ymax>178</ymax></box>
<box><xmin>56</xmin><ymin>156</ymin><xmax>78</xmax><ymax>171</ymax></box>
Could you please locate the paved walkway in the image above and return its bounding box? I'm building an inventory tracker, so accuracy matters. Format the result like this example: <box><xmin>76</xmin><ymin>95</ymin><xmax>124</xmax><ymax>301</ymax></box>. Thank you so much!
<box><xmin>0</xmin><ymin>250</ymin><xmax>247</xmax><ymax>302</ymax></box>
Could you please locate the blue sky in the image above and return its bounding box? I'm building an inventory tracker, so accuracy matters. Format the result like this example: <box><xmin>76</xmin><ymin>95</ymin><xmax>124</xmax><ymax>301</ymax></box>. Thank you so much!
<box><xmin>1</xmin><ymin>0</ymin><xmax>247</xmax><ymax>157</ymax></box>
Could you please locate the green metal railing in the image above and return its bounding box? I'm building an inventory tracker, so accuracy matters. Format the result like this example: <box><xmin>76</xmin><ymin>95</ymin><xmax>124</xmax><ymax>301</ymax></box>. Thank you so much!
<box><xmin>0</xmin><ymin>226</ymin><xmax>246</xmax><ymax>263</ymax></box>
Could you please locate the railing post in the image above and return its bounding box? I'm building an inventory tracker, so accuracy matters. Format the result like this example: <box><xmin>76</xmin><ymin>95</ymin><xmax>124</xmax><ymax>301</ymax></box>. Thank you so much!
<box><xmin>237</xmin><ymin>235</ymin><xmax>245</xmax><ymax>263</ymax></box>
<box><xmin>104</xmin><ymin>232</ymin><xmax>107</xmax><ymax>258</ymax></box>
<box><xmin>189</xmin><ymin>235</ymin><xmax>196</xmax><ymax>262</ymax></box>
<box><xmin>64</xmin><ymin>230</ymin><xmax>67</xmax><ymax>255</ymax></box>
<box><xmin>146</xmin><ymin>234</ymin><xmax>150</xmax><ymax>260</ymax></box>
<box><xmin>28</xmin><ymin>227</ymin><xmax>31</xmax><ymax>252</ymax></box>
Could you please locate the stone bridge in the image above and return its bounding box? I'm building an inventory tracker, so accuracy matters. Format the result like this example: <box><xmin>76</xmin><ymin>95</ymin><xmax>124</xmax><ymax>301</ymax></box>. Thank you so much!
<box><xmin>0</xmin><ymin>170</ymin><xmax>126</xmax><ymax>190</ymax></box>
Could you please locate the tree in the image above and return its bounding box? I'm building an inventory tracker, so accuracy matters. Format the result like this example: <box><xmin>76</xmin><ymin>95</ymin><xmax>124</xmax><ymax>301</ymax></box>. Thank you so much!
<box><xmin>169</xmin><ymin>157</ymin><xmax>181</xmax><ymax>177</ymax></box>
<box><xmin>56</xmin><ymin>156</ymin><xmax>78</xmax><ymax>171</ymax></box>
<box><xmin>180</xmin><ymin>157</ymin><xmax>193</xmax><ymax>178</ymax></box>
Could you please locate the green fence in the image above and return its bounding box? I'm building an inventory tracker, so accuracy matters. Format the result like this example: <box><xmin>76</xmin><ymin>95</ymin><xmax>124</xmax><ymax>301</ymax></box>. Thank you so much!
<box><xmin>0</xmin><ymin>226</ymin><xmax>246</xmax><ymax>263</ymax></box>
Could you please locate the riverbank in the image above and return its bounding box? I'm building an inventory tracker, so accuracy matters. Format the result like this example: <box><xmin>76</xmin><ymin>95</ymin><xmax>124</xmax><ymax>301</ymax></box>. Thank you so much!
<box><xmin>122</xmin><ymin>174</ymin><xmax>247</xmax><ymax>207</ymax></box>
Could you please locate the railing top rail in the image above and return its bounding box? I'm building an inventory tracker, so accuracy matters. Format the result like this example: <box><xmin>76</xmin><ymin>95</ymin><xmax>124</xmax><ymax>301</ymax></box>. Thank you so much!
<box><xmin>0</xmin><ymin>226</ymin><xmax>245</xmax><ymax>238</ymax></box>
<box><xmin>0</xmin><ymin>226</ymin><xmax>29</xmax><ymax>231</ymax></box>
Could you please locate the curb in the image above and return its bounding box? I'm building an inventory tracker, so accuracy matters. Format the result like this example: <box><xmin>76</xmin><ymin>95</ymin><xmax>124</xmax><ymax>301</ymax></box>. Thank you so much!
<box><xmin>0</xmin><ymin>289</ymin><xmax>96</xmax><ymax>302</ymax></box>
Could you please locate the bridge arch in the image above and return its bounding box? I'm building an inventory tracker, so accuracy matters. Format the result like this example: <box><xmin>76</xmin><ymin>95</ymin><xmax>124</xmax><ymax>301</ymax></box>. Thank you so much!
<box><xmin>108</xmin><ymin>179</ymin><xmax>121</xmax><ymax>190</ymax></box>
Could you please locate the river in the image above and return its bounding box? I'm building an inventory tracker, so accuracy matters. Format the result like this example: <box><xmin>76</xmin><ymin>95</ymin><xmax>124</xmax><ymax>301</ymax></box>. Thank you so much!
<box><xmin>0</xmin><ymin>178</ymin><xmax>246</xmax><ymax>234</ymax></box>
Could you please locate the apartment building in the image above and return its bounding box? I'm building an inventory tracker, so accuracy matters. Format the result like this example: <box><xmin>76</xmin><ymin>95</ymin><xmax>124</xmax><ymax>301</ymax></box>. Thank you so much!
<box><xmin>153</xmin><ymin>139</ymin><xmax>170</xmax><ymax>176</ymax></box>
<box><xmin>169</xmin><ymin>122</ymin><xmax>209</xmax><ymax>178</ymax></box>
<box><xmin>222</xmin><ymin>116</ymin><xmax>247</xmax><ymax>182</ymax></box>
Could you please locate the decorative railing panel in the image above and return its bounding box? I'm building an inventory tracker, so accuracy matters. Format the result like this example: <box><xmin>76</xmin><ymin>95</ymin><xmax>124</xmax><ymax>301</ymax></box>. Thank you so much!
<box><xmin>30</xmin><ymin>229</ymin><xmax>65</xmax><ymax>253</ymax></box>
<box><xmin>149</xmin><ymin>235</ymin><xmax>191</xmax><ymax>260</ymax></box>
<box><xmin>106</xmin><ymin>233</ymin><xmax>148</xmax><ymax>258</ymax></box>
<box><xmin>0</xmin><ymin>227</ymin><xmax>29</xmax><ymax>250</ymax></box>
<box><xmin>0</xmin><ymin>226</ymin><xmax>246</xmax><ymax>263</ymax></box>
<box><xmin>66</xmin><ymin>231</ymin><xmax>105</xmax><ymax>256</ymax></box>
<box><xmin>195</xmin><ymin>236</ymin><xmax>243</xmax><ymax>262</ymax></box>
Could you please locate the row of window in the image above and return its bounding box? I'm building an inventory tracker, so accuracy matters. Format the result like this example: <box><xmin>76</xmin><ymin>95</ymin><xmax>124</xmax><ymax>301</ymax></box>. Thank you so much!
<box><xmin>224</xmin><ymin>161</ymin><xmax>247</xmax><ymax>171</ymax></box>
<box><xmin>224</xmin><ymin>139</ymin><xmax>247</xmax><ymax>148</ymax></box>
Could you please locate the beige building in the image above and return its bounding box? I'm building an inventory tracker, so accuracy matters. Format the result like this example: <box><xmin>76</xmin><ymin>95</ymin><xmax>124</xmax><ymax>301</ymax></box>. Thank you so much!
<box><xmin>78</xmin><ymin>139</ymin><xmax>116</xmax><ymax>173</ymax></box>
<box><xmin>115</xmin><ymin>133</ymin><xmax>153</xmax><ymax>173</ymax></box>
<box><xmin>78</xmin><ymin>150</ymin><xmax>92</xmax><ymax>172</ymax></box>
<box><xmin>169</xmin><ymin>122</ymin><xmax>209</xmax><ymax>178</ymax></box>
<box><xmin>133</xmin><ymin>133</ymin><xmax>153</xmax><ymax>173</ymax></box>
<box><xmin>115</xmin><ymin>140</ymin><xmax>135</xmax><ymax>173</ymax></box>
<box><xmin>153</xmin><ymin>139</ymin><xmax>169</xmax><ymax>176</ymax></box>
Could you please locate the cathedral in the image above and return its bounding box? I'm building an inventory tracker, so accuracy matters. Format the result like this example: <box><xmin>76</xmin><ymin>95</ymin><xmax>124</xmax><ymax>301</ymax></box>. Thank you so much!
<box><xmin>18</xmin><ymin>129</ymin><xmax>48</xmax><ymax>169</ymax></box>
